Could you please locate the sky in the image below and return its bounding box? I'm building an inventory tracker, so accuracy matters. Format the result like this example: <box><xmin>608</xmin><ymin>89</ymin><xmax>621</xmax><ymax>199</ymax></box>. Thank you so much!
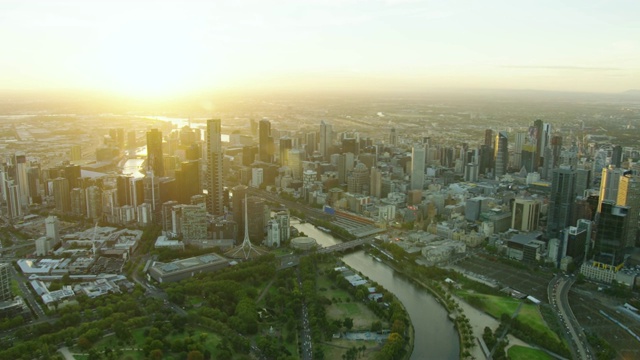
<box><xmin>1</xmin><ymin>0</ymin><xmax>639</xmax><ymax>98</ymax></box>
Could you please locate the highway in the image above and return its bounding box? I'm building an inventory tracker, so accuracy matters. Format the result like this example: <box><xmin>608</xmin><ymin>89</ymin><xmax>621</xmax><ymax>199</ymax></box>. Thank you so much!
<box><xmin>549</xmin><ymin>275</ymin><xmax>593</xmax><ymax>360</ymax></box>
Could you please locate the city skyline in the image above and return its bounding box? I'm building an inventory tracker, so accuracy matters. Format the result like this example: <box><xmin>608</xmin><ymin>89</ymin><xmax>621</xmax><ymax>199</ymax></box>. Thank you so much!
<box><xmin>1</xmin><ymin>0</ymin><xmax>639</xmax><ymax>99</ymax></box>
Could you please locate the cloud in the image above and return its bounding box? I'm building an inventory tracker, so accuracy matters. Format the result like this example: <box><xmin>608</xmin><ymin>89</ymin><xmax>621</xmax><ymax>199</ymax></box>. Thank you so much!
<box><xmin>500</xmin><ymin>65</ymin><xmax>621</xmax><ymax>71</ymax></box>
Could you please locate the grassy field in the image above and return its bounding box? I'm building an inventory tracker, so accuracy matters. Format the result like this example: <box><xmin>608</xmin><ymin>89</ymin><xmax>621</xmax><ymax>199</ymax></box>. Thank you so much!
<box><xmin>458</xmin><ymin>291</ymin><xmax>520</xmax><ymax>319</ymax></box>
<box><xmin>518</xmin><ymin>304</ymin><xmax>557</xmax><ymax>339</ymax></box>
<box><xmin>507</xmin><ymin>345</ymin><xmax>554</xmax><ymax>360</ymax></box>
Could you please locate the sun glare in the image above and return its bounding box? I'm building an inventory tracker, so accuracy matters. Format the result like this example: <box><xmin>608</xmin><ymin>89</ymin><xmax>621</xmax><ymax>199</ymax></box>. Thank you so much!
<box><xmin>95</xmin><ymin>7</ymin><xmax>219</xmax><ymax>99</ymax></box>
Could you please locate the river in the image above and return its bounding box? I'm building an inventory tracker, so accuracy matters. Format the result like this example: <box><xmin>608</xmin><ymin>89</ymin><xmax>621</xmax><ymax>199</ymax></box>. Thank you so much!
<box><xmin>292</xmin><ymin>220</ymin><xmax>460</xmax><ymax>360</ymax></box>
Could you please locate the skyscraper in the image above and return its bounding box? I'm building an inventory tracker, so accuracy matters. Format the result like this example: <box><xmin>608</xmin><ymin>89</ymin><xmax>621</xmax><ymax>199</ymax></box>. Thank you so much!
<box><xmin>598</xmin><ymin>166</ymin><xmax>625</xmax><ymax>212</ymax></box>
<box><xmin>389</xmin><ymin>128</ymin><xmax>398</xmax><ymax>146</ymax></box>
<box><xmin>593</xmin><ymin>201</ymin><xmax>629</xmax><ymax>265</ymax></box>
<box><xmin>0</xmin><ymin>263</ymin><xmax>13</xmax><ymax>302</ymax></box>
<box><xmin>617</xmin><ymin>174</ymin><xmax>640</xmax><ymax>248</ymax></box>
<box><xmin>207</xmin><ymin>119</ymin><xmax>224</xmax><ymax>215</ymax></box>
<box><xmin>175</xmin><ymin>160</ymin><xmax>201</xmax><ymax>205</ymax></box>
<box><xmin>259</xmin><ymin>119</ymin><xmax>274</xmax><ymax>163</ymax></box>
<box><xmin>279</xmin><ymin>137</ymin><xmax>292</xmax><ymax>166</ymax></box>
<box><xmin>547</xmin><ymin>166</ymin><xmax>577</xmax><ymax>239</ymax></box>
<box><xmin>146</xmin><ymin>129</ymin><xmax>165</xmax><ymax>177</ymax></box>
<box><xmin>533</xmin><ymin>119</ymin><xmax>544</xmax><ymax>169</ymax></box>
<box><xmin>493</xmin><ymin>131</ymin><xmax>508</xmax><ymax>179</ymax></box>
<box><xmin>411</xmin><ymin>145</ymin><xmax>425</xmax><ymax>191</ymax></box>
<box><xmin>319</xmin><ymin>120</ymin><xmax>333</xmax><ymax>161</ymax></box>
<box><xmin>52</xmin><ymin>177</ymin><xmax>71</xmax><ymax>214</ymax></box>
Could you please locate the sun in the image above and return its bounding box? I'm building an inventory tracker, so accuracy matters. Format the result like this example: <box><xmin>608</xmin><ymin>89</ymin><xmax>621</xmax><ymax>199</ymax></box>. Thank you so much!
<box><xmin>96</xmin><ymin>16</ymin><xmax>217</xmax><ymax>99</ymax></box>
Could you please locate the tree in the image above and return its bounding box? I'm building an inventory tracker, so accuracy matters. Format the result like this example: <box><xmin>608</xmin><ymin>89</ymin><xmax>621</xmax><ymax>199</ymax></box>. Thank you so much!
<box><xmin>343</xmin><ymin>317</ymin><xmax>354</xmax><ymax>331</ymax></box>
<box><xmin>187</xmin><ymin>350</ymin><xmax>205</xmax><ymax>360</ymax></box>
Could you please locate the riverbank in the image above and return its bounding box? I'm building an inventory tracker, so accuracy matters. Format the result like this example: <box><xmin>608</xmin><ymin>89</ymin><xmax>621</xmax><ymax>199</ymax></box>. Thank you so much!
<box><xmin>375</xmin><ymin>256</ymin><xmax>465</xmax><ymax>359</ymax></box>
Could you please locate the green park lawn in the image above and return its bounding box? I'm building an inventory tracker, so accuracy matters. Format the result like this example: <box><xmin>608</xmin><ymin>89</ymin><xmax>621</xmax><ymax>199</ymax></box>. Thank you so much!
<box><xmin>517</xmin><ymin>304</ymin><xmax>557</xmax><ymax>339</ymax></box>
<box><xmin>458</xmin><ymin>291</ymin><xmax>520</xmax><ymax>319</ymax></box>
<box><xmin>507</xmin><ymin>345</ymin><xmax>554</xmax><ymax>360</ymax></box>
<box><xmin>327</xmin><ymin>301</ymin><xmax>381</xmax><ymax>330</ymax></box>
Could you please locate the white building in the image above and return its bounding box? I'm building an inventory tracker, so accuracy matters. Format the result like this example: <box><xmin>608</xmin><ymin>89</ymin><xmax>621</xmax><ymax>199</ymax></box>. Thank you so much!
<box><xmin>251</xmin><ymin>168</ymin><xmax>264</xmax><ymax>188</ymax></box>
<box><xmin>266</xmin><ymin>219</ymin><xmax>280</xmax><ymax>247</ymax></box>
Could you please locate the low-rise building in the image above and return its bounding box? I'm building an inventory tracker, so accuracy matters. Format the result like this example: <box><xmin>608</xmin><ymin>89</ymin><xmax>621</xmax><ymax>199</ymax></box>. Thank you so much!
<box><xmin>148</xmin><ymin>254</ymin><xmax>231</xmax><ymax>283</ymax></box>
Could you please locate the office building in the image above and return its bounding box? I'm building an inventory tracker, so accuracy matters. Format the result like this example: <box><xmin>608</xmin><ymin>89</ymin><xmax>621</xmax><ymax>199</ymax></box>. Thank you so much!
<box><xmin>547</xmin><ymin>167</ymin><xmax>577</xmax><ymax>239</ymax></box>
<box><xmin>511</xmin><ymin>198</ymin><xmax>540</xmax><ymax>232</ymax></box>
<box><xmin>319</xmin><ymin>120</ymin><xmax>333</xmax><ymax>161</ymax></box>
<box><xmin>175</xmin><ymin>160</ymin><xmax>201</xmax><ymax>205</ymax></box>
<box><xmin>0</xmin><ymin>263</ymin><xmax>14</xmax><ymax>301</ymax></box>
<box><xmin>410</xmin><ymin>145</ymin><xmax>425</xmax><ymax>191</ymax></box>
<box><xmin>493</xmin><ymin>131</ymin><xmax>508</xmax><ymax>179</ymax></box>
<box><xmin>52</xmin><ymin>177</ymin><xmax>71</xmax><ymax>214</ymax></box>
<box><xmin>259</xmin><ymin>119</ymin><xmax>274</xmax><ymax>163</ymax></box>
<box><xmin>206</xmin><ymin>119</ymin><xmax>224</xmax><ymax>215</ymax></box>
<box><xmin>146</xmin><ymin>129</ymin><xmax>164</xmax><ymax>177</ymax></box>
<box><xmin>594</xmin><ymin>201</ymin><xmax>629</xmax><ymax>266</ymax></box>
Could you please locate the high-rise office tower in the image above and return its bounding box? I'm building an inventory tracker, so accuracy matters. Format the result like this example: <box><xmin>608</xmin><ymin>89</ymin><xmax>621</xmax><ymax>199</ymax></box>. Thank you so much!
<box><xmin>275</xmin><ymin>210</ymin><xmax>290</xmax><ymax>245</ymax></box>
<box><xmin>484</xmin><ymin>129</ymin><xmax>493</xmax><ymax>148</ymax></box>
<box><xmin>611</xmin><ymin>145</ymin><xmax>623</xmax><ymax>169</ymax></box>
<box><xmin>14</xmin><ymin>152</ymin><xmax>29</xmax><ymax>206</ymax></box>
<box><xmin>85</xmin><ymin>185</ymin><xmax>102</xmax><ymax>220</ymax></box>
<box><xmin>551</xmin><ymin>135</ymin><xmax>562</xmax><ymax>169</ymax></box>
<box><xmin>242</xmin><ymin>145</ymin><xmax>258</xmax><ymax>167</ymax></box>
<box><xmin>370</xmin><ymin>167</ymin><xmax>382</xmax><ymax>198</ymax></box>
<box><xmin>247</xmin><ymin>196</ymin><xmax>268</xmax><ymax>244</ymax></box>
<box><xmin>232</xmin><ymin>185</ymin><xmax>248</xmax><ymax>242</ymax></box>
<box><xmin>617</xmin><ymin>174</ymin><xmax>640</xmax><ymax>248</ymax></box>
<box><xmin>175</xmin><ymin>160</ymin><xmax>201</xmax><ymax>205</ymax></box>
<box><xmin>389</xmin><ymin>128</ymin><xmax>398</xmax><ymax>146</ymax></box>
<box><xmin>27</xmin><ymin>166</ymin><xmax>41</xmax><ymax>204</ymax></box>
<box><xmin>52</xmin><ymin>177</ymin><xmax>71</xmax><ymax>214</ymax></box>
<box><xmin>117</xmin><ymin>175</ymin><xmax>134</xmax><ymax>207</ymax></box>
<box><xmin>305</xmin><ymin>132</ymin><xmax>317</xmax><ymax>156</ymax></box>
<box><xmin>533</xmin><ymin>119</ymin><xmax>544</xmax><ymax>169</ymax></box>
<box><xmin>207</xmin><ymin>119</ymin><xmax>224</xmax><ymax>215</ymax></box>
<box><xmin>493</xmin><ymin>131</ymin><xmax>508</xmax><ymax>179</ymax></box>
<box><xmin>5</xmin><ymin>181</ymin><xmax>22</xmax><ymax>219</ymax></box>
<box><xmin>319</xmin><ymin>120</ymin><xmax>333</xmax><ymax>161</ymax></box>
<box><xmin>288</xmin><ymin>149</ymin><xmax>303</xmax><ymax>180</ymax></box>
<box><xmin>575</xmin><ymin>168</ymin><xmax>592</xmax><ymax>197</ymax></box>
<box><xmin>146</xmin><ymin>129</ymin><xmax>165</xmax><ymax>177</ymax></box>
<box><xmin>598</xmin><ymin>166</ymin><xmax>625</xmax><ymax>212</ymax></box>
<box><xmin>45</xmin><ymin>216</ymin><xmax>60</xmax><ymax>244</ymax></box>
<box><xmin>547</xmin><ymin>166</ymin><xmax>577</xmax><ymax>239</ymax></box>
<box><xmin>513</xmin><ymin>132</ymin><xmax>526</xmax><ymax>170</ymax></box>
<box><xmin>279</xmin><ymin>137</ymin><xmax>293</xmax><ymax>166</ymax></box>
<box><xmin>411</xmin><ymin>145</ymin><xmax>425</xmax><ymax>190</ymax></box>
<box><xmin>347</xmin><ymin>162</ymin><xmax>369</xmax><ymax>195</ymax></box>
<box><xmin>594</xmin><ymin>200</ymin><xmax>629</xmax><ymax>265</ymax></box>
<box><xmin>0</xmin><ymin>263</ymin><xmax>13</xmax><ymax>302</ymax></box>
<box><xmin>337</xmin><ymin>152</ymin><xmax>355</xmax><ymax>184</ymax></box>
<box><xmin>259</xmin><ymin>119</ymin><xmax>274</xmax><ymax>163</ymax></box>
<box><xmin>70</xmin><ymin>188</ymin><xmax>86</xmax><ymax>217</ymax></box>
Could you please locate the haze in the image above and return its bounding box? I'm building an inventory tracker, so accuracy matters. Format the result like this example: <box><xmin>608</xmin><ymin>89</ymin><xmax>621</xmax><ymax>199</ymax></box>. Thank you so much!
<box><xmin>1</xmin><ymin>0</ymin><xmax>639</xmax><ymax>99</ymax></box>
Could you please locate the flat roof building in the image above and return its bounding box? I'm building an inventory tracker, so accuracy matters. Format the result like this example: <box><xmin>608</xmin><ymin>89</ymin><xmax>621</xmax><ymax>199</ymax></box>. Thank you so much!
<box><xmin>148</xmin><ymin>254</ymin><xmax>231</xmax><ymax>283</ymax></box>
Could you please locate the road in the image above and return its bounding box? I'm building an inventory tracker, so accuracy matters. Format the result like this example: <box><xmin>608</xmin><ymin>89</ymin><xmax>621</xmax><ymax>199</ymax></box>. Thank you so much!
<box><xmin>296</xmin><ymin>268</ymin><xmax>313</xmax><ymax>360</ymax></box>
<box><xmin>549</xmin><ymin>275</ymin><xmax>593</xmax><ymax>360</ymax></box>
<box><xmin>11</xmin><ymin>265</ymin><xmax>48</xmax><ymax>320</ymax></box>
